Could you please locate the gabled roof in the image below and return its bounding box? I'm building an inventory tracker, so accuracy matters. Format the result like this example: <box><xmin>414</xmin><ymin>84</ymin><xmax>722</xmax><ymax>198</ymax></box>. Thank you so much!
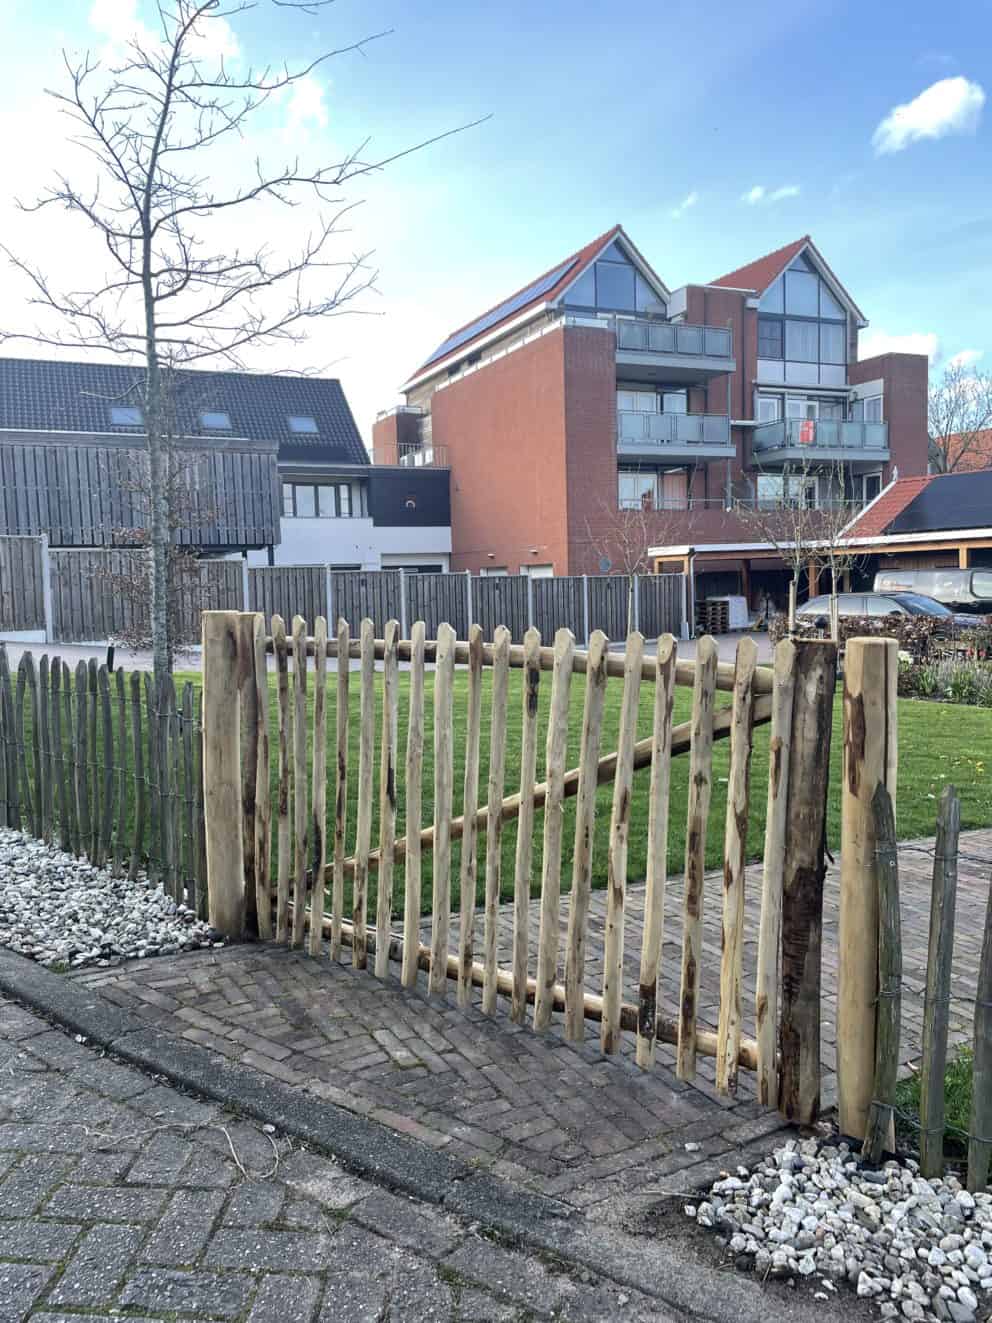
<box><xmin>710</xmin><ymin>235</ymin><xmax>866</xmax><ymax>322</ymax></box>
<box><xmin>843</xmin><ymin>475</ymin><xmax>933</xmax><ymax>538</ymax></box>
<box><xmin>408</xmin><ymin>224</ymin><xmax>629</xmax><ymax>384</ymax></box>
<box><xmin>710</xmin><ymin>236</ymin><xmax>811</xmax><ymax>292</ymax></box>
<box><xmin>0</xmin><ymin>357</ymin><xmax>368</xmax><ymax>465</ymax></box>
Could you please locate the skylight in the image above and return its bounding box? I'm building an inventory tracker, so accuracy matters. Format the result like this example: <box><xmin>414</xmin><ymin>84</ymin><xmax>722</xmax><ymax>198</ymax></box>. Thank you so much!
<box><xmin>288</xmin><ymin>415</ymin><xmax>319</xmax><ymax>434</ymax></box>
<box><xmin>109</xmin><ymin>405</ymin><xmax>143</xmax><ymax>426</ymax></box>
<box><xmin>200</xmin><ymin>411</ymin><xmax>232</xmax><ymax>430</ymax></box>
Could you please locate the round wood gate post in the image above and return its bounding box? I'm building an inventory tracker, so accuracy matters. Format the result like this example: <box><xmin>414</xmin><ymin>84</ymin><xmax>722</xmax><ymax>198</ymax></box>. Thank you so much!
<box><xmin>202</xmin><ymin>609</ymin><xmax>247</xmax><ymax>940</ymax></box>
<box><xmin>838</xmin><ymin>635</ymin><xmax>898</xmax><ymax>1140</ymax></box>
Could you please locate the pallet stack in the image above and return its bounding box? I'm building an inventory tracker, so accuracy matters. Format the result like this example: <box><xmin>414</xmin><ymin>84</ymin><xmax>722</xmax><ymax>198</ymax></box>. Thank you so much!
<box><xmin>695</xmin><ymin>599</ymin><xmax>730</xmax><ymax>635</ymax></box>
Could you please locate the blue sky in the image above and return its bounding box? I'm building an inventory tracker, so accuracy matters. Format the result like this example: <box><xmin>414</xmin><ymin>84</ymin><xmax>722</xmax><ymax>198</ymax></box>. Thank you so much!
<box><xmin>1</xmin><ymin>0</ymin><xmax>989</xmax><ymax>441</ymax></box>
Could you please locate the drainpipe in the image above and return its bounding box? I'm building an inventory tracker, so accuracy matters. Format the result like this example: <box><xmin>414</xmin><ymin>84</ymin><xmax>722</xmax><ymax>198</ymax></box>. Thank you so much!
<box><xmin>687</xmin><ymin>551</ymin><xmax>696</xmax><ymax>639</ymax></box>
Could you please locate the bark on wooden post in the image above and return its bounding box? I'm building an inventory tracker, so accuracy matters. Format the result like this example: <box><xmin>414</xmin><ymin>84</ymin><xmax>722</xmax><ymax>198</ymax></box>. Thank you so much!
<box><xmin>837</xmin><ymin>635</ymin><xmax>898</xmax><ymax>1140</ymax></box>
<box><xmin>778</xmin><ymin>639</ymin><xmax>837</xmax><ymax>1125</ymax></box>
<box><xmin>862</xmin><ymin>782</ymin><xmax>901</xmax><ymax>1167</ymax></box>
<box><xmin>202</xmin><ymin>610</ymin><xmax>246</xmax><ymax>939</ymax></box>
<box><xmin>237</xmin><ymin>612</ymin><xmax>261</xmax><ymax>938</ymax></box>
<box><xmin>968</xmin><ymin>876</ymin><xmax>992</xmax><ymax>1192</ymax></box>
<box><xmin>919</xmin><ymin>784</ymin><xmax>959</xmax><ymax>1178</ymax></box>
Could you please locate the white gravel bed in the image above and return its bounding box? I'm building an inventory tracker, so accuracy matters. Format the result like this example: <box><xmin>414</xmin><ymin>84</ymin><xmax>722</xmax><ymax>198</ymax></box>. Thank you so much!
<box><xmin>687</xmin><ymin>1138</ymin><xmax>992</xmax><ymax>1322</ymax></box>
<box><xmin>0</xmin><ymin>829</ymin><xmax>222</xmax><ymax>968</ymax></box>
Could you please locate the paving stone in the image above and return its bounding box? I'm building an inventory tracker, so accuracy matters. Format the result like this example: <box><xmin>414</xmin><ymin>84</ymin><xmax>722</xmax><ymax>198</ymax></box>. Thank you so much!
<box><xmin>204</xmin><ymin>1227</ymin><xmax>334</xmax><ymax>1271</ymax></box>
<box><xmin>0</xmin><ymin>1155</ymin><xmax>77</xmax><ymax>1215</ymax></box>
<box><xmin>0</xmin><ymin>1218</ymin><xmax>81</xmax><ymax>1261</ymax></box>
<box><xmin>247</xmin><ymin>1272</ymin><xmax>322</xmax><ymax>1323</ymax></box>
<box><xmin>0</xmin><ymin>1262</ymin><xmax>54</xmax><ymax>1319</ymax></box>
<box><xmin>125</xmin><ymin>1128</ymin><xmax>193</xmax><ymax>1184</ymax></box>
<box><xmin>444</xmin><ymin>1237</ymin><xmax>568</xmax><ymax>1316</ymax></box>
<box><xmin>44</xmin><ymin>1183</ymin><xmax>167</xmax><ymax>1224</ymax></box>
<box><xmin>120</xmin><ymin>1267</ymin><xmax>254</xmax><ymax>1318</ymax></box>
<box><xmin>139</xmin><ymin>1188</ymin><xmax>226</xmax><ymax>1265</ymax></box>
<box><xmin>350</xmin><ymin>1187</ymin><xmax>464</xmax><ymax>1257</ymax></box>
<box><xmin>222</xmin><ymin>1179</ymin><xmax>286</xmax><ymax>1227</ymax></box>
<box><xmin>49</xmin><ymin>1224</ymin><xmax>145</xmax><ymax>1306</ymax></box>
<box><xmin>278</xmin><ymin>1150</ymin><xmax>375</xmax><ymax>1211</ymax></box>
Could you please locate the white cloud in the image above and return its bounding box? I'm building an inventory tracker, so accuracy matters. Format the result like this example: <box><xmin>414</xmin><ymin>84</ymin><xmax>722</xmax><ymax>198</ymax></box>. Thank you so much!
<box><xmin>285</xmin><ymin>76</ymin><xmax>328</xmax><ymax>133</ymax></box>
<box><xmin>872</xmin><ymin>76</ymin><xmax>985</xmax><ymax>154</ymax></box>
<box><xmin>88</xmin><ymin>0</ymin><xmax>238</xmax><ymax>61</ymax></box>
<box><xmin>859</xmin><ymin>329</ymin><xmax>940</xmax><ymax>361</ymax></box>
<box><xmin>742</xmin><ymin>184</ymin><xmax>800</xmax><ymax>205</ymax></box>
<box><xmin>946</xmin><ymin>348</ymin><xmax>984</xmax><ymax>371</ymax></box>
<box><xmin>669</xmin><ymin>190</ymin><xmax>698</xmax><ymax>220</ymax></box>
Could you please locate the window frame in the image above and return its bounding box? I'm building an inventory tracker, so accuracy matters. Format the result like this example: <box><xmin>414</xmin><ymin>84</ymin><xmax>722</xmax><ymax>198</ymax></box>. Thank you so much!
<box><xmin>287</xmin><ymin>415</ymin><xmax>319</xmax><ymax>435</ymax></box>
<box><xmin>199</xmin><ymin>410</ymin><xmax>232</xmax><ymax>431</ymax></box>
<box><xmin>109</xmin><ymin>404</ymin><xmax>144</xmax><ymax>426</ymax></box>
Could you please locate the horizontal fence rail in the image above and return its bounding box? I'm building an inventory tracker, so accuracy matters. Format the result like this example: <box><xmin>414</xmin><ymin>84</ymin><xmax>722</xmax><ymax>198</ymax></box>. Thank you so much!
<box><xmin>203</xmin><ymin>612</ymin><xmax>830</xmax><ymax>1112</ymax></box>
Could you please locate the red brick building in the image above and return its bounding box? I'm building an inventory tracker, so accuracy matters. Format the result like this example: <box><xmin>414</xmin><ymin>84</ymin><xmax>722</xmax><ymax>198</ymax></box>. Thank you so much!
<box><xmin>372</xmin><ymin>226</ymin><xmax>929</xmax><ymax>605</ymax></box>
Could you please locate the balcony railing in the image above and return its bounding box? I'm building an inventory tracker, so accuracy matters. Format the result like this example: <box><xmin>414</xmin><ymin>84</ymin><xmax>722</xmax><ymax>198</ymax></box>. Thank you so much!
<box><xmin>615</xmin><ymin>319</ymin><xmax>732</xmax><ymax>359</ymax></box>
<box><xmin>752</xmin><ymin>418</ymin><xmax>889</xmax><ymax>455</ymax></box>
<box><xmin>397</xmin><ymin>442</ymin><xmax>448</xmax><ymax>468</ymax></box>
<box><xmin>617</xmin><ymin>410</ymin><xmax>732</xmax><ymax>449</ymax></box>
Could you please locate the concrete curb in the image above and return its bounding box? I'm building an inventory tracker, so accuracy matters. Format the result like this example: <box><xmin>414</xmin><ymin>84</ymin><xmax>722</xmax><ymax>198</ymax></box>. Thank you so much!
<box><xmin>0</xmin><ymin>949</ymin><xmax>848</xmax><ymax>1323</ymax></box>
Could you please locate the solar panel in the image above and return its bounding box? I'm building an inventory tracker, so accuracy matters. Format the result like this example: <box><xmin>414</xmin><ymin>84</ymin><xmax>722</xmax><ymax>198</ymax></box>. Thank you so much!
<box><xmin>421</xmin><ymin>257</ymin><xmax>579</xmax><ymax>369</ymax></box>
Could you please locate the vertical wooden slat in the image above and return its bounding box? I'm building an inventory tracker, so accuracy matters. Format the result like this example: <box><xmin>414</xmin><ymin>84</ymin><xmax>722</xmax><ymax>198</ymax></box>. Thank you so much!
<box><xmin>429</xmin><ymin>621</ymin><xmax>456</xmax><ymax>996</ymax></box>
<box><xmin>375</xmin><ymin>619</ymin><xmax>399</xmax><ymax>977</ymax></box>
<box><xmin>202</xmin><ymin>611</ymin><xmax>245</xmax><ymax>939</ymax></box>
<box><xmin>715</xmin><ymin>637</ymin><xmax>758</xmax><ymax>1095</ymax></box>
<box><xmin>968</xmin><ymin>876</ymin><xmax>992</xmax><ymax>1192</ymax></box>
<box><xmin>635</xmin><ymin>633</ymin><xmax>677</xmax><ymax>1068</ymax></box>
<box><xmin>511</xmin><ymin>627</ymin><xmax>542</xmax><ymax>1024</ymax></box>
<box><xmin>195</xmin><ymin>687</ymin><xmax>208</xmax><ymax>920</ymax></box>
<box><xmin>564</xmin><ymin>629</ymin><xmax>609</xmax><ymax>1041</ymax></box>
<box><xmin>402</xmin><ymin>621</ymin><xmax>426</xmax><ymax>988</ymax></box>
<box><xmin>75</xmin><ymin>660</ymin><xmax>90</xmax><ymax>856</ymax></box>
<box><xmin>919</xmin><ymin>783</ymin><xmax>960</xmax><ymax>1178</ymax></box>
<box><xmin>51</xmin><ymin>661</ymin><xmax>69</xmax><ymax>851</ymax></box>
<box><xmin>38</xmin><ymin>655</ymin><xmax>51</xmax><ymax>842</ymax></box>
<box><xmin>308</xmin><ymin>617</ymin><xmax>328</xmax><ymax>958</ymax></box>
<box><xmin>115</xmin><ymin>669</ymin><xmax>127</xmax><ymax>876</ymax></box>
<box><xmin>837</xmin><ymin>636</ymin><xmax>896</xmax><ymax>1137</ymax></box>
<box><xmin>272</xmin><ymin>615</ymin><xmax>291</xmax><ymax>943</ymax></box>
<box><xmin>168</xmin><ymin>673</ymin><xmax>181</xmax><ymax>903</ymax></box>
<box><xmin>457</xmin><ymin>623</ymin><xmax>485</xmax><ymax>1007</ymax></box>
<box><xmin>481</xmin><ymin>625</ymin><xmax>511</xmax><ymax>1015</ymax></box>
<box><xmin>291</xmin><ymin>615</ymin><xmax>309</xmax><ymax>948</ymax></box>
<box><xmin>15</xmin><ymin>657</ymin><xmax>31</xmax><ymax>839</ymax></box>
<box><xmin>144</xmin><ymin>672</ymin><xmax>159</xmax><ymax>884</ymax></box>
<box><xmin>87</xmin><ymin>659</ymin><xmax>98</xmax><ymax>861</ymax></box>
<box><xmin>534</xmin><ymin>627</ymin><xmax>575</xmax><ymax>1030</ymax></box>
<box><xmin>251</xmin><ymin>617</ymin><xmax>271</xmax><ymax>941</ymax></box>
<box><xmin>863</xmin><ymin>782</ymin><xmax>902</xmax><ymax>1167</ymax></box>
<box><xmin>331</xmin><ymin>617</ymin><xmax>350</xmax><ymax>960</ymax></box>
<box><xmin>238</xmin><ymin>614</ymin><xmax>260</xmax><ymax>939</ymax></box>
<box><xmin>754</xmin><ymin>638</ymin><xmax>797</xmax><ymax>1106</ymax></box>
<box><xmin>601</xmin><ymin>631</ymin><xmax>644</xmax><ymax>1054</ymax></box>
<box><xmin>0</xmin><ymin>647</ymin><xmax>8</xmax><ymax>829</ymax></box>
<box><xmin>62</xmin><ymin>661</ymin><xmax>77</xmax><ymax>854</ymax></box>
<box><xmin>181</xmin><ymin>681</ymin><xmax>195</xmax><ymax>901</ymax></box>
<box><xmin>24</xmin><ymin>654</ymin><xmax>42</xmax><ymax>841</ymax></box>
<box><xmin>160</xmin><ymin>675</ymin><xmax>176</xmax><ymax>898</ymax></box>
<box><xmin>0</xmin><ymin>646</ymin><xmax>14</xmax><ymax>831</ymax></box>
<box><xmin>676</xmin><ymin>635</ymin><xmax>718</xmax><ymax>1080</ymax></box>
<box><xmin>129</xmin><ymin>672</ymin><xmax>146</xmax><ymax>880</ymax></box>
<box><xmin>98</xmin><ymin>665</ymin><xmax>115</xmax><ymax>871</ymax></box>
<box><xmin>352</xmin><ymin>617</ymin><xmax>375</xmax><ymax>970</ymax></box>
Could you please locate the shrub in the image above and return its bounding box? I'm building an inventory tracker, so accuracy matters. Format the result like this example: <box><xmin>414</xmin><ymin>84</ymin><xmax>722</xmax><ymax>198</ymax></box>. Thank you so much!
<box><xmin>897</xmin><ymin>656</ymin><xmax>992</xmax><ymax>705</ymax></box>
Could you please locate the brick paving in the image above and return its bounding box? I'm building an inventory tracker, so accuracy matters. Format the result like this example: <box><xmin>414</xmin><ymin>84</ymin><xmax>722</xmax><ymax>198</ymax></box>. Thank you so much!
<box><xmin>70</xmin><ymin>829</ymin><xmax>992</xmax><ymax>1213</ymax></box>
<box><xmin>0</xmin><ymin>994</ymin><xmax>690</xmax><ymax>1322</ymax></box>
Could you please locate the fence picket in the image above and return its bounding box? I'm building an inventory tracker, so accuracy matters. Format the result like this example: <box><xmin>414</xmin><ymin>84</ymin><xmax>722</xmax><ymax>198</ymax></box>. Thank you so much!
<box><xmin>402</xmin><ymin>621</ymin><xmax>426</xmax><ymax>988</ymax></box>
<box><xmin>919</xmin><ymin>784</ymin><xmax>960</xmax><ymax>1178</ymax></box>
<box><xmin>160</xmin><ymin>675</ymin><xmax>177</xmax><ymax>897</ymax></box>
<box><xmin>291</xmin><ymin>615</ymin><xmax>309</xmax><ymax>948</ymax></box>
<box><xmin>482</xmin><ymin>626</ymin><xmax>511</xmax><ymax>1015</ymax></box>
<box><xmin>195</xmin><ymin>687</ymin><xmax>208</xmax><ymax>920</ymax></box>
<box><xmin>272</xmin><ymin>615</ymin><xmax>291</xmax><ymax>943</ymax></box>
<box><xmin>98</xmin><ymin>665</ymin><xmax>115</xmax><ymax>872</ymax></box>
<box><xmin>601</xmin><ymin>631</ymin><xmax>643</xmax><ymax>1054</ymax></box>
<box><xmin>0</xmin><ymin>647</ymin><xmax>12</xmax><ymax>831</ymax></box>
<box><xmin>115</xmin><ymin>670</ymin><xmax>127</xmax><ymax>875</ymax></box>
<box><xmin>252</xmin><ymin>616</ymin><xmax>272</xmax><ymax>940</ymax></box>
<box><xmin>969</xmin><ymin>877</ymin><xmax>992</xmax><ymax>1192</ymax></box>
<box><xmin>129</xmin><ymin>672</ymin><xmax>145</xmax><ymax>880</ymax></box>
<box><xmin>307</xmin><ymin>616</ymin><xmax>327</xmax><ymax>957</ymax></box>
<box><xmin>144</xmin><ymin>672</ymin><xmax>159</xmax><ymax>884</ymax></box>
<box><xmin>87</xmin><ymin>659</ymin><xmax>98</xmax><ymax>861</ymax></box>
<box><xmin>716</xmin><ymin>637</ymin><xmax>758</xmax><ymax>1095</ymax></box>
<box><xmin>511</xmin><ymin>627</ymin><xmax>542</xmax><ymax>1024</ymax></box>
<box><xmin>51</xmin><ymin>661</ymin><xmax>69</xmax><ymax>852</ymax></box>
<box><xmin>429</xmin><ymin>621</ymin><xmax>456</xmax><ymax>996</ymax></box>
<box><xmin>34</xmin><ymin>656</ymin><xmax>49</xmax><ymax>841</ymax></box>
<box><xmin>755</xmin><ymin>639</ymin><xmax>796</xmax><ymax>1107</ymax></box>
<box><xmin>863</xmin><ymin>782</ymin><xmax>902</xmax><ymax>1166</ymax></box>
<box><xmin>677</xmin><ymin>634</ymin><xmax>718</xmax><ymax>1080</ymax></box>
<box><xmin>534</xmin><ymin>628</ymin><xmax>575</xmax><ymax>1031</ymax></box>
<box><xmin>62</xmin><ymin>662</ymin><xmax>77</xmax><ymax>854</ymax></box>
<box><xmin>16</xmin><ymin>658</ymin><xmax>31</xmax><ymax>838</ymax></box>
<box><xmin>352</xmin><ymin>617</ymin><xmax>375</xmax><ymax>970</ymax></box>
<box><xmin>0</xmin><ymin>648</ymin><xmax>8</xmax><ymax>829</ymax></box>
<box><xmin>375</xmin><ymin>619</ymin><xmax>399</xmax><ymax>977</ymax></box>
<box><xmin>457</xmin><ymin>623</ymin><xmax>485</xmax><ymax>1007</ymax></box>
<box><xmin>169</xmin><ymin>674</ymin><xmax>182</xmax><ymax>902</ymax></box>
<box><xmin>75</xmin><ymin>660</ymin><xmax>90</xmax><ymax>854</ymax></box>
<box><xmin>636</xmin><ymin>633</ymin><xmax>676</xmax><ymax>1068</ymax></box>
<box><xmin>331</xmin><ymin>617</ymin><xmax>350</xmax><ymax>960</ymax></box>
<box><xmin>564</xmin><ymin>630</ymin><xmax>609</xmax><ymax>1041</ymax></box>
<box><xmin>181</xmin><ymin>681</ymin><xmax>195</xmax><ymax>899</ymax></box>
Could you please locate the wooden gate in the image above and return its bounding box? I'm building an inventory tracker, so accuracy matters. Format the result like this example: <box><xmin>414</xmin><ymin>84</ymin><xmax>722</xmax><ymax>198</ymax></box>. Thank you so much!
<box><xmin>202</xmin><ymin>614</ymin><xmax>836</xmax><ymax>1117</ymax></box>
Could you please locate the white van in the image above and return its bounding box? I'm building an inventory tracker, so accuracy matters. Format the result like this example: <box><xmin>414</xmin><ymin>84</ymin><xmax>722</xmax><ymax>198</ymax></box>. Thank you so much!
<box><xmin>872</xmin><ymin>568</ymin><xmax>992</xmax><ymax>614</ymax></box>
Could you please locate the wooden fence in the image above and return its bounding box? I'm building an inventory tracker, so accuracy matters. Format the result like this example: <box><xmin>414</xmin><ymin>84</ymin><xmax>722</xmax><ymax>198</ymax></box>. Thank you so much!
<box><xmin>203</xmin><ymin>613</ymin><xmax>838</xmax><ymax>1114</ymax></box>
<box><xmin>0</xmin><ymin>537</ymin><xmax>46</xmax><ymax>632</ymax></box>
<box><xmin>0</xmin><ymin>644</ymin><xmax>207</xmax><ymax>910</ymax></box>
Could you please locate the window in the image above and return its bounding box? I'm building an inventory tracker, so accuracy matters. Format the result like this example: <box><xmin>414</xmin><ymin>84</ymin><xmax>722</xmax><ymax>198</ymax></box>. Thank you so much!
<box><xmin>864</xmin><ymin>395</ymin><xmax>883</xmax><ymax>423</ymax></box>
<box><xmin>618</xmin><ymin>470</ymin><xmax>657</xmax><ymax>510</ymax></box>
<box><xmin>294</xmin><ymin>485</ymin><xmax>316</xmax><ymax>517</ymax></box>
<box><xmin>595</xmin><ymin>261</ymin><xmax>636</xmax><ymax>311</ymax></box>
<box><xmin>282</xmin><ymin>483</ymin><xmax>295</xmax><ymax>517</ymax></box>
<box><xmin>785</xmin><ymin>320</ymin><xmax>819</xmax><ymax>362</ymax></box>
<box><xmin>785</xmin><ymin>269</ymin><xmax>819</xmax><ymax>316</ymax></box>
<box><xmin>563</xmin><ymin>248</ymin><xmax>666</xmax><ymax>317</ymax></box>
<box><xmin>337</xmin><ymin>483</ymin><xmax>352</xmax><ymax>517</ymax></box>
<box><xmin>820</xmin><ymin>285</ymin><xmax>845</xmax><ymax>319</ymax></box>
<box><xmin>109</xmin><ymin>405</ymin><xmax>143</xmax><ymax>426</ymax></box>
<box><xmin>288</xmin><ymin>415</ymin><xmax>318</xmax><ymax>434</ymax></box>
<box><xmin>786</xmin><ymin>396</ymin><xmax>817</xmax><ymax>420</ymax></box>
<box><xmin>756</xmin><ymin>395</ymin><xmax>782</xmax><ymax>422</ymax></box>
<box><xmin>863</xmin><ymin>473</ymin><xmax>882</xmax><ymax>502</ymax></box>
<box><xmin>635</xmin><ymin>273</ymin><xmax>666</xmax><ymax>315</ymax></box>
<box><xmin>617</xmin><ymin>388</ymin><xmax>657</xmax><ymax>413</ymax></box>
<box><xmin>758</xmin><ymin>277</ymin><xmax>784</xmax><ymax>314</ymax></box>
<box><xmin>565</xmin><ymin>267</ymin><xmax>596</xmax><ymax>306</ymax></box>
<box><xmin>758</xmin><ymin>317</ymin><xmax>783</xmax><ymax>358</ymax></box>
<box><xmin>819</xmin><ymin>322</ymin><xmax>846</xmax><ymax>365</ymax></box>
<box><xmin>757</xmin><ymin>474</ymin><xmax>817</xmax><ymax>509</ymax></box>
<box><xmin>200</xmin><ymin>411</ymin><xmax>232</xmax><ymax>430</ymax></box>
<box><xmin>661</xmin><ymin>390</ymin><xmax>687</xmax><ymax>414</ymax></box>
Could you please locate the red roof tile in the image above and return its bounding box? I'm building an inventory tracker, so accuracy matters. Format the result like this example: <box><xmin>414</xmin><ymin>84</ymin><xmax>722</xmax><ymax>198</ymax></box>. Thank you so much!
<box><xmin>844</xmin><ymin>475</ymin><xmax>934</xmax><ymax>539</ymax></box>
<box><xmin>938</xmin><ymin>429</ymin><xmax>992</xmax><ymax>472</ymax></box>
<box><xmin>710</xmin><ymin>236</ymin><xmax>811</xmax><ymax>293</ymax></box>
<box><xmin>408</xmin><ymin>225</ymin><xmax>623</xmax><ymax>381</ymax></box>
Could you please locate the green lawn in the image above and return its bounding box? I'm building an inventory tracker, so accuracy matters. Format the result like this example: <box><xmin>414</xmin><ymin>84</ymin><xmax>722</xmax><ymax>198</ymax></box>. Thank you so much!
<box><xmin>175</xmin><ymin>667</ymin><xmax>992</xmax><ymax>916</ymax></box>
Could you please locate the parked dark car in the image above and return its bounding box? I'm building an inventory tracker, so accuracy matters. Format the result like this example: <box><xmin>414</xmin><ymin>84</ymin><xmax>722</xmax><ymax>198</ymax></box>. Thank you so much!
<box><xmin>797</xmin><ymin>591</ymin><xmax>984</xmax><ymax>636</ymax></box>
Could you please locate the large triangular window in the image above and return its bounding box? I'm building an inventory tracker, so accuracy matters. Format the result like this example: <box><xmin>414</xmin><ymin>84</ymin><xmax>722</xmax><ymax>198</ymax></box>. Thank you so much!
<box><xmin>563</xmin><ymin>243</ymin><xmax>666</xmax><ymax>316</ymax></box>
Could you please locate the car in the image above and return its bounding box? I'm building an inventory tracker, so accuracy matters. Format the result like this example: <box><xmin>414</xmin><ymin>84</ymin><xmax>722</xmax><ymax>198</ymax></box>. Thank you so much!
<box><xmin>796</xmin><ymin>591</ymin><xmax>984</xmax><ymax>636</ymax></box>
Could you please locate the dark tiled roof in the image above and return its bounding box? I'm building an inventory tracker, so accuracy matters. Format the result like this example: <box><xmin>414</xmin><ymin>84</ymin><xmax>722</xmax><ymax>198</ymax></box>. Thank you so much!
<box><xmin>844</xmin><ymin>476</ymin><xmax>933</xmax><ymax>538</ymax></box>
<box><xmin>888</xmin><ymin>470</ymin><xmax>992</xmax><ymax>534</ymax></box>
<box><xmin>0</xmin><ymin>357</ymin><xmax>368</xmax><ymax>466</ymax></box>
<box><xmin>710</xmin><ymin>236</ymin><xmax>810</xmax><ymax>292</ymax></box>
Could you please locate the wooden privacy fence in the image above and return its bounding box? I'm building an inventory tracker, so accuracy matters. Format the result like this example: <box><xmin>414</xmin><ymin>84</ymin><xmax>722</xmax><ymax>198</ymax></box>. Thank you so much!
<box><xmin>0</xmin><ymin>537</ymin><xmax>47</xmax><ymax>632</ymax></box>
<box><xmin>203</xmin><ymin>612</ymin><xmax>838</xmax><ymax>1116</ymax></box>
<box><xmin>0</xmin><ymin>644</ymin><xmax>207</xmax><ymax>911</ymax></box>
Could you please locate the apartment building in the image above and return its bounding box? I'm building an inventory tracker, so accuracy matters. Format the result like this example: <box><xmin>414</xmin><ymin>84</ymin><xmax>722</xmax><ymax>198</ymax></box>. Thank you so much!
<box><xmin>0</xmin><ymin>358</ymin><xmax>451</xmax><ymax>573</ymax></box>
<box><xmin>372</xmin><ymin>226</ymin><xmax>928</xmax><ymax>606</ymax></box>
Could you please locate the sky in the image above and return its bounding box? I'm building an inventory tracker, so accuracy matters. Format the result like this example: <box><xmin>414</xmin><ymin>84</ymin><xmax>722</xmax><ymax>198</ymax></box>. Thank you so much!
<box><xmin>0</xmin><ymin>0</ymin><xmax>990</xmax><ymax>447</ymax></box>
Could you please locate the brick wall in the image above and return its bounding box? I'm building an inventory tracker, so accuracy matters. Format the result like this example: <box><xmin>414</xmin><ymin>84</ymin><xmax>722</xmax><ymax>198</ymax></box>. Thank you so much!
<box><xmin>429</xmin><ymin>328</ymin><xmax>571</xmax><ymax>574</ymax></box>
<box><xmin>849</xmin><ymin>352</ymin><xmax>929</xmax><ymax>482</ymax></box>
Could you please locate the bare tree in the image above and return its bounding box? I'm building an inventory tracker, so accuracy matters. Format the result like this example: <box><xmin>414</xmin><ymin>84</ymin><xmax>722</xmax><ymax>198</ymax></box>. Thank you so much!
<box><xmin>806</xmin><ymin>463</ymin><xmax>865</xmax><ymax>640</ymax></box>
<box><xmin>735</xmin><ymin>460</ymin><xmax>824</xmax><ymax>631</ymax></box>
<box><xmin>928</xmin><ymin>361</ymin><xmax>992</xmax><ymax>473</ymax></box>
<box><xmin>1</xmin><ymin>0</ymin><xmax>481</xmax><ymax>679</ymax></box>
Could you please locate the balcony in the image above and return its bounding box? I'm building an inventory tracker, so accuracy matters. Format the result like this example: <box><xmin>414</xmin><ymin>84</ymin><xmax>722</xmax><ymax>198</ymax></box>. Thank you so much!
<box><xmin>561</xmin><ymin>312</ymin><xmax>735</xmax><ymax>384</ymax></box>
<box><xmin>617</xmin><ymin>410</ymin><xmax>734</xmax><ymax>460</ymax></box>
<box><xmin>751</xmin><ymin>418</ymin><xmax>889</xmax><ymax>467</ymax></box>
<box><xmin>397</xmin><ymin>442</ymin><xmax>449</xmax><ymax>468</ymax></box>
